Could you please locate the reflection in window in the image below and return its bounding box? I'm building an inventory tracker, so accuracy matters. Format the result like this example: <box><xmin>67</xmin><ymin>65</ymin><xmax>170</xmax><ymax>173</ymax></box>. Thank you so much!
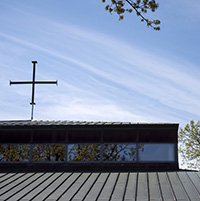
<box><xmin>0</xmin><ymin>144</ymin><xmax>30</xmax><ymax>162</ymax></box>
<box><xmin>139</xmin><ymin>143</ymin><xmax>175</xmax><ymax>162</ymax></box>
<box><xmin>32</xmin><ymin>144</ymin><xmax>65</xmax><ymax>161</ymax></box>
<box><xmin>103</xmin><ymin>144</ymin><xmax>137</xmax><ymax>161</ymax></box>
<box><xmin>68</xmin><ymin>144</ymin><xmax>101</xmax><ymax>161</ymax></box>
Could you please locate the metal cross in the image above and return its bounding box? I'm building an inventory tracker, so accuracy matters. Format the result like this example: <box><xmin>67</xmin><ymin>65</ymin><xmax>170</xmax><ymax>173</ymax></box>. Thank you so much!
<box><xmin>10</xmin><ymin>61</ymin><xmax>58</xmax><ymax>120</ymax></box>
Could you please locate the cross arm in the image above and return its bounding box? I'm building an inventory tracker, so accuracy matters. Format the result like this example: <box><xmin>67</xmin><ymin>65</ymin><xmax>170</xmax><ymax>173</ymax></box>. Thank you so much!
<box><xmin>10</xmin><ymin>80</ymin><xmax>58</xmax><ymax>85</ymax></box>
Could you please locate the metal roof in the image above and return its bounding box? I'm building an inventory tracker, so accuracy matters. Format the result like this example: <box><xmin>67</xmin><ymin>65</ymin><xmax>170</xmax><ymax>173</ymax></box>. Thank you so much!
<box><xmin>0</xmin><ymin>171</ymin><xmax>199</xmax><ymax>200</ymax></box>
<box><xmin>0</xmin><ymin>120</ymin><xmax>179</xmax><ymax>127</ymax></box>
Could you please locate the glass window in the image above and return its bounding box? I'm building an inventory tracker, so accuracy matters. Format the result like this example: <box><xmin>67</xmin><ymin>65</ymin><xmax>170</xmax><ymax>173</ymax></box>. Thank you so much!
<box><xmin>103</xmin><ymin>144</ymin><xmax>137</xmax><ymax>162</ymax></box>
<box><xmin>138</xmin><ymin>143</ymin><xmax>175</xmax><ymax>162</ymax></box>
<box><xmin>32</xmin><ymin>144</ymin><xmax>65</xmax><ymax>162</ymax></box>
<box><xmin>0</xmin><ymin>144</ymin><xmax>30</xmax><ymax>162</ymax></box>
<box><xmin>68</xmin><ymin>144</ymin><xmax>101</xmax><ymax>161</ymax></box>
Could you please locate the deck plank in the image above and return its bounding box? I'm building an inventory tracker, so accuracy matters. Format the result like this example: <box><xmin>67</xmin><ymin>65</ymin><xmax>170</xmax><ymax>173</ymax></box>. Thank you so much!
<box><xmin>31</xmin><ymin>172</ymin><xmax>64</xmax><ymax>200</ymax></box>
<box><xmin>8</xmin><ymin>172</ymin><xmax>44</xmax><ymax>200</ymax></box>
<box><xmin>0</xmin><ymin>172</ymin><xmax>35</xmax><ymax>200</ymax></box>
<box><xmin>59</xmin><ymin>172</ymin><xmax>91</xmax><ymax>201</ymax></box>
<box><xmin>186</xmin><ymin>172</ymin><xmax>200</xmax><ymax>195</ymax></box>
<box><xmin>21</xmin><ymin>172</ymin><xmax>59</xmax><ymax>200</ymax></box>
<box><xmin>124</xmin><ymin>172</ymin><xmax>137</xmax><ymax>201</ymax></box>
<box><xmin>0</xmin><ymin>173</ymin><xmax>17</xmax><ymax>183</ymax></box>
<box><xmin>148</xmin><ymin>172</ymin><xmax>162</xmax><ymax>201</ymax></box>
<box><xmin>157</xmin><ymin>172</ymin><xmax>174</xmax><ymax>201</ymax></box>
<box><xmin>46</xmin><ymin>172</ymin><xmax>81</xmax><ymax>200</ymax></box>
<box><xmin>32</xmin><ymin>172</ymin><xmax>71</xmax><ymax>200</ymax></box>
<box><xmin>167</xmin><ymin>172</ymin><xmax>188</xmax><ymax>201</ymax></box>
<box><xmin>0</xmin><ymin>172</ymin><xmax>8</xmax><ymax>180</ymax></box>
<box><xmin>137</xmin><ymin>172</ymin><xmax>148</xmax><ymax>201</ymax></box>
<box><xmin>111</xmin><ymin>172</ymin><xmax>128</xmax><ymax>201</ymax></box>
<box><xmin>178</xmin><ymin>172</ymin><xmax>200</xmax><ymax>200</ymax></box>
<box><xmin>8</xmin><ymin>172</ymin><xmax>52</xmax><ymax>201</ymax></box>
<box><xmin>72</xmin><ymin>173</ymin><xmax>99</xmax><ymax>201</ymax></box>
<box><xmin>0</xmin><ymin>173</ymin><xmax>25</xmax><ymax>188</ymax></box>
<box><xmin>85</xmin><ymin>173</ymin><xmax>109</xmax><ymax>200</ymax></box>
<box><xmin>97</xmin><ymin>172</ymin><xmax>118</xmax><ymax>201</ymax></box>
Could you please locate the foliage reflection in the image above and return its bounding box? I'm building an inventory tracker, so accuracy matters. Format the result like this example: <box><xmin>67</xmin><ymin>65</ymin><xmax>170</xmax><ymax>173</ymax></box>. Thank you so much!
<box><xmin>103</xmin><ymin>144</ymin><xmax>137</xmax><ymax>161</ymax></box>
<box><xmin>32</xmin><ymin>144</ymin><xmax>65</xmax><ymax>161</ymax></box>
<box><xmin>68</xmin><ymin>144</ymin><xmax>101</xmax><ymax>161</ymax></box>
<box><xmin>0</xmin><ymin>145</ymin><xmax>30</xmax><ymax>162</ymax></box>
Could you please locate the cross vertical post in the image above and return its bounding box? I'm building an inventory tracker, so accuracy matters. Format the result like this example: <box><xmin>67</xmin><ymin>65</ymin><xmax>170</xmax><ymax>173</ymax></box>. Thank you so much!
<box><xmin>30</xmin><ymin>61</ymin><xmax>37</xmax><ymax>120</ymax></box>
<box><xmin>31</xmin><ymin>61</ymin><xmax>37</xmax><ymax>106</ymax></box>
<box><xmin>10</xmin><ymin>61</ymin><xmax>58</xmax><ymax>120</ymax></box>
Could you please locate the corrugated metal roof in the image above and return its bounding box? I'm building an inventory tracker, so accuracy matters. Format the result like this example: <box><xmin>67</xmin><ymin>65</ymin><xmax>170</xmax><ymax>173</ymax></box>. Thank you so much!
<box><xmin>0</xmin><ymin>120</ymin><xmax>178</xmax><ymax>127</ymax></box>
<box><xmin>0</xmin><ymin>171</ymin><xmax>199</xmax><ymax>200</ymax></box>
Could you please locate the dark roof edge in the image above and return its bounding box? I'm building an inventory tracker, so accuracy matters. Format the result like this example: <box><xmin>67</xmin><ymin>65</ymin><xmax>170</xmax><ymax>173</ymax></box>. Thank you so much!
<box><xmin>0</xmin><ymin>120</ymin><xmax>179</xmax><ymax>127</ymax></box>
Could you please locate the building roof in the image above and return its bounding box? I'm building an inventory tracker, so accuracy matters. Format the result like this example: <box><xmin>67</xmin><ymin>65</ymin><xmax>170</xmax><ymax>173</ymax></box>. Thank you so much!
<box><xmin>0</xmin><ymin>120</ymin><xmax>179</xmax><ymax>127</ymax></box>
<box><xmin>0</xmin><ymin>171</ymin><xmax>199</xmax><ymax>200</ymax></box>
<box><xmin>0</xmin><ymin>121</ymin><xmax>199</xmax><ymax>200</ymax></box>
<box><xmin>0</xmin><ymin>120</ymin><xmax>179</xmax><ymax>171</ymax></box>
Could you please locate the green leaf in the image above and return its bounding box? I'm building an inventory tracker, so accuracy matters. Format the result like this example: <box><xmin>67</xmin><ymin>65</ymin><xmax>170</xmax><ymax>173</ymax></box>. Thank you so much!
<box><xmin>153</xmin><ymin>20</ymin><xmax>160</xmax><ymax>25</ymax></box>
<box><xmin>119</xmin><ymin>15</ymin><xmax>124</xmax><ymax>20</ymax></box>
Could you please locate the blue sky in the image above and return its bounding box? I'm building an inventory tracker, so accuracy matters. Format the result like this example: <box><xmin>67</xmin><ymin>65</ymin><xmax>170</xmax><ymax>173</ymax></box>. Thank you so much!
<box><xmin>0</xmin><ymin>0</ymin><xmax>200</xmax><ymax>128</ymax></box>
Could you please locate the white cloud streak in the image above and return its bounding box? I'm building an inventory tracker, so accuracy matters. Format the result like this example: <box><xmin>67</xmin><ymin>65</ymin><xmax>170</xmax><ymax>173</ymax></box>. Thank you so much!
<box><xmin>0</xmin><ymin>7</ymin><xmax>200</xmax><ymax>125</ymax></box>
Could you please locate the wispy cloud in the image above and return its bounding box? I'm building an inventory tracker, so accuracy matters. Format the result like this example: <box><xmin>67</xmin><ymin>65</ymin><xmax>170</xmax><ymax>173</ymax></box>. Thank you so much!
<box><xmin>0</xmin><ymin>6</ymin><xmax>200</xmax><ymax>125</ymax></box>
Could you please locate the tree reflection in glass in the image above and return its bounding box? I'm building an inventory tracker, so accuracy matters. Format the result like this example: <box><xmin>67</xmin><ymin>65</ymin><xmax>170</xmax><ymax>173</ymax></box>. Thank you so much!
<box><xmin>103</xmin><ymin>144</ymin><xmax>137</xmax><ymax>161</ymax></box>
<box><xmin>68</xmin><ymin>144</ymin><xmax>101</xmax><ymax>161</ymax></box>
<box><xmin>32</xmin><ymin>144</ymin><xmax>65</xmax><ymax>161</ymax></box>
<box><xmin>0</xmin><ymin>144</ymin><xmax>30</xmax><ymax>162</ymax></box>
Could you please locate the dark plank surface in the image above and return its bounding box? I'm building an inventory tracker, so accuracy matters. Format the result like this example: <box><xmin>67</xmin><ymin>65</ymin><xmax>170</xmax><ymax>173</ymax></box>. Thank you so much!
<box><xmin>0</xmin><ymin>171</ymin><xmax>199</xmax><ymax>201</ymax></box>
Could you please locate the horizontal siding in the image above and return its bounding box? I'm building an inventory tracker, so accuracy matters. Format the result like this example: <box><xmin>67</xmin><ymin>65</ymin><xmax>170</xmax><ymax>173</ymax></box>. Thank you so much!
<box><xmin>0</xmin><ymin>171</ymin><xmax>199</xmax><ymax>201</ymax></box>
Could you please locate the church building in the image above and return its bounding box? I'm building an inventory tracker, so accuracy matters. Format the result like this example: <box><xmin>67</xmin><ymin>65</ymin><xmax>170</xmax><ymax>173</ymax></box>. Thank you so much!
<box><xmin>0</xmin><ymin>120</ymin><xmax>199</xmax><ymax>200</ymax></box>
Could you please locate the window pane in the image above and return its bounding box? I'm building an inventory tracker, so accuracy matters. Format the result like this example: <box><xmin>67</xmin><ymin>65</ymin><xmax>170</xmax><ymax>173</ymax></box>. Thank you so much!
<box><xmin>68</xmin><ymin>144</ymin><xmax>101</xmax><ymax>161</ymax></box>
<box><xmin>103</xmin><ymin>144</ymin><xmax>137</xmax><ymax>161</ymax></box>
<box><xmin>139</xmin><ymin>143</ymin><xmax>175</xmax><ymax>162</ymax></box>
<box><xmin>32</xmin><ymin>144</ymin><xmax>65</xmax><ymax>161</ymax></box>
<box><xmin>0</xmin><ymin>144</ymin><xmax>30</xmax><ymax>162</ymax></box>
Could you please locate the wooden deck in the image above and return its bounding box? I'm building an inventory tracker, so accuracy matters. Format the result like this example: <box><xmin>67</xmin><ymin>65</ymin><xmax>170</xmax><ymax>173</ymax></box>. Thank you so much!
<box><xmin>0</xmin><ymin>171</ymin><xmax>199</xmax><ymax>200</ymax></box>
